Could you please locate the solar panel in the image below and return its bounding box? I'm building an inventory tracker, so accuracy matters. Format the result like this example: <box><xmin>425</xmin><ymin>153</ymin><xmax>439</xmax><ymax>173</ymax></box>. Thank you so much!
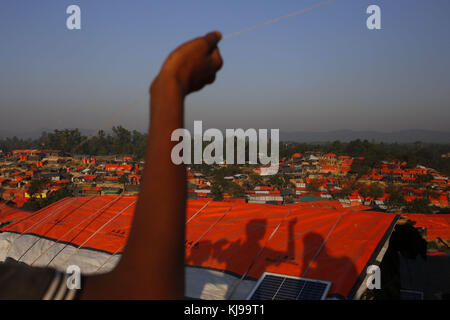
<box><xmin>400</xmin><ymin>289</ymin><xmax>423</xmax><ymax>300</ymax></box>
<box><xmin>247</xmin><ymin>272</ymin><xmax>332</xmax><ymax>300</ymax></box>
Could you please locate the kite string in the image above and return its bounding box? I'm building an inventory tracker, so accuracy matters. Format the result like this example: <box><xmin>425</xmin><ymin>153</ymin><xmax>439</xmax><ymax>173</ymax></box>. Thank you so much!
<box><xmin>223</xmin><ymin>0</ymin><xmax>337</xmax><ymax>39</ymax></box>
<box><xmin>72</xmin><ymin>93</ymin><xmax>149</xmax><ymax>153</ymax></box>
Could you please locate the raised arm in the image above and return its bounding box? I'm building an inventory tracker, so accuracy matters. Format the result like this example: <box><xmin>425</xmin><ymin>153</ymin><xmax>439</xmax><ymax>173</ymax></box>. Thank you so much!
<box><xmin>82</xmin><ymin>31</ymin><xmax>223</xmax><ymax>299</ymax></box>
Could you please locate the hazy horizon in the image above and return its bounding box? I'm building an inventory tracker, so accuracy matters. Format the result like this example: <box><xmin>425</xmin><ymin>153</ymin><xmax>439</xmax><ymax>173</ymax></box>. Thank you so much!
<box><xmin>1</xmin><ymin>0</ymin><xmax>450</xmax><ymax>135</ymax></box>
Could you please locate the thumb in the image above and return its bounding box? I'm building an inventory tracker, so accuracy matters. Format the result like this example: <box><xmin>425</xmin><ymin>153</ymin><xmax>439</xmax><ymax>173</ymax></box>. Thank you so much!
<box><xmin>203</xmin><ymin>31</ymin><xmax>222</xmax><ymax>52</ymax></box>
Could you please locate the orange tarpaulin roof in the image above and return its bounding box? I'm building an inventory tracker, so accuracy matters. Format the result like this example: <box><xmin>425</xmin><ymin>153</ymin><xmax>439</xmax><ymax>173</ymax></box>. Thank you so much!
<box><xmin>0</xmin><ymin>202</ymin><xmax>31</xmax><ymax>224</ymax></box>
<box><xmin>0</xmin><ymin>196</ymin><xmax>397</xmax><ymax>298</ymax></box>
<box><xmin>404</xmin><ymin>214</ymin><xmax>450</xmax><ymax>240</ymax></box>
<box><xmin>2</xmin><ymin>196</ymin><xmax>136</xmax><ymax>254</ymax></box>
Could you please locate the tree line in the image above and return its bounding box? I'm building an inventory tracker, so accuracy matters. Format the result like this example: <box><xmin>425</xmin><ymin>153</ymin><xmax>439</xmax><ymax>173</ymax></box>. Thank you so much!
<box><xmin>0</xmin><ymin>127</ymin><xmax>147</xmax><ymax>159</ymax></box>
<box><xmin>281</xmin><ymin>139</ymin><xmax>450</xmax><ymax>177</ymax></box>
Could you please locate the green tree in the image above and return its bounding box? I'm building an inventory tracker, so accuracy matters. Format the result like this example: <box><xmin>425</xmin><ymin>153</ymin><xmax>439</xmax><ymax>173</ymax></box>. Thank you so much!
<box><xmin>27</xmin><ymin>178</ymin><xmax>50</xmax><ymax>198</ymax></box>
<box><xmin>269</xmin><ymin>175</ymin><xmax>283</xmax><ymax>190</ymax></box>
<box><xmin>335</xmin><ymin>187</ymin><xmax>352</xmax><ymax>199</ymax></box>
<box><xmin>119</xmin><ymin>175</ymin><xmax>129</xmax><ymax>192</ymax></box>
<box><xmin>248</xmin><ymin>172</ymin><xmax>263</xmax><ymax>186</ymax></box>
<box><xmin>329</xmin><ymin>140</ymin><xmax>344</xmax><ymax>154</ymax></box>
<box><xmin>359</xmin><ymin>187</ymin><xmax>370</xmax><ymax>200</ymax></box>
<box><xmin>368</xmin><ymin>185</ymin><xmax>384</xmax><ymax>199</ymax></box>
<box><xmin>405</xmin><ymin>198</ymin><xmax>433</xmax><ymax>214</ymax></box>
<box><xmin>227</xmin><ymin>182</ymin><xmax>245</xmax><ymax>197</ymax></box>
<box><xmin>25</xmin><ymin>186</ymin><xmax>72</xmax><ymax>211</ymax></box>
<box><xmin>416</xmin><ymin>173</ymin><xmax>433</xmax><ymax>185</ymax></box>
<box><xmin>351</xmin><ymin>159</ymin><xmax>371</xmax><ymax>176</ymax></box>
<box><xmin>386</xmin><ymin>188</ymin><xmax>406</xmax><ymax>212</ymax></box>
<box><xmin>306</xmin><ymin>180</ymin><xmax>321</xmax><ymax>193</ymax></box>
<box><xmin>111</xmin><ymin>126</ymin><xmax>132</xmax><ymax>155</ymax></box>
<box><xmin>211</xmin><ymin>184</ymin><xmax>223</xmax><ymax>201</ymax></box>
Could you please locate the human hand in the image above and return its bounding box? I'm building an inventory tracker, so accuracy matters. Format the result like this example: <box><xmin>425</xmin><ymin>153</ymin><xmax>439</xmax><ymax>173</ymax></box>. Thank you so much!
<box><xmin>155</xmin><ymin>31</ymin><xmax>223</xmax><ymax>95</ymax></box>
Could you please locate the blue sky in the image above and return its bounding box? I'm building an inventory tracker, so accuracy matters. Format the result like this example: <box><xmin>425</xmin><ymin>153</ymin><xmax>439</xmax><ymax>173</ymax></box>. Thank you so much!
<box><xmin>0</xmin><ymin>0</ymin><xmax>449</xmax><ymax>135</ymax></box>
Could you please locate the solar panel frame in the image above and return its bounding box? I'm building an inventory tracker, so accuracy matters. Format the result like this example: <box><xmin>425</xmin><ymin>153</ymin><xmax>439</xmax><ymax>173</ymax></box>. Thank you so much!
<box><xmin>246</xmin><ymin>272</ymin><xmax>332</xmax><ymax>300</ymax></box>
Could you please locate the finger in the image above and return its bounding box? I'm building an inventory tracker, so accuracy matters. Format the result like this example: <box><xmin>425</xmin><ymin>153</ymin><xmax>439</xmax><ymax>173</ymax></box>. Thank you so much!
<box><xmin>204</xmin><ymin>73</ymin><xmax>216</xmax><ymax>85</ymax></box>
<box><xmin>204</xmin><ymin>31</ymin><xmax>222</xmax><ymax>52</ymax></box>
<box><xmin>210</xmin><ymin>48</ymin><xmax>223</xmax><ymax>71</ymax></box>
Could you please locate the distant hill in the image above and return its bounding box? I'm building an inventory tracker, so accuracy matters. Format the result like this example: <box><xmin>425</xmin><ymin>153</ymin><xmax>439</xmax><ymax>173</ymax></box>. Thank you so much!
<box><xmin>280</xmin><ymin>130</ymin><xmax>450</xmax><ymax>144</ymax></box>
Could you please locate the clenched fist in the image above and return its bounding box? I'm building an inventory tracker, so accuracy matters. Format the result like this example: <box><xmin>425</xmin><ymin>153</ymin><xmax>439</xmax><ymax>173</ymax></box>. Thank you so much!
<box><xmin>153</xmin><ymin>31</ymin><xmax>223</xmax><ymax>95</ymax></box>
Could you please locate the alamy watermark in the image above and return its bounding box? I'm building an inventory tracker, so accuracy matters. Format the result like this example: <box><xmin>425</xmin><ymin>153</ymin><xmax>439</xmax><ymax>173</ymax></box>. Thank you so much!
<box><xmin>171</xmin><ymin>121</ymin><xmax>280</xmax><ymax>175</ymax></box>
<box><xmin>66</xmin><ymin>5</ymin><xmax>81</xmax><ymax>30</ymax></box>
<box><xmin>366</xmin><ymin>5</ymin><xmax>381</xmax><ymax>30</ymax></box>
<box><xmin>366</xmin><ymin>265</ymin><xmax>381</xmax><ymax>290</ymax></box>
<box><xmin>66</xmin><ymin>265</ymin><xmax>81</xmax><ymax>289</ymax></box>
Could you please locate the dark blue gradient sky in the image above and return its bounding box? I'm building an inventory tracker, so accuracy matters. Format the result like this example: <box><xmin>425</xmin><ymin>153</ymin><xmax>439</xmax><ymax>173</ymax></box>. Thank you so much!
<box><xmin>1</xmin><ymin>0</ymin><xmax>449</xmax><ymax>135</ymax></box>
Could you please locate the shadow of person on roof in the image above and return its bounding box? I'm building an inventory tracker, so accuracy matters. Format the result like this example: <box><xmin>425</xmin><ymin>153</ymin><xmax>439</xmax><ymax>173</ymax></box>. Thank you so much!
<box><xmin>212</xmin><ymin>218</ymin><xmax>297</xmax><ymax>271</ymax></box>
<box><xmin>185</xmin><ymin>239</ymin><xmax>213</xmax><ymax>266</ymax></box>
<box><xmin>185</xmin><ymin>217</ymin><xmax>297</xmax><ymax>299</ymax></box>
<box><xmin>300</xmin><ymin>232</ymin><xmax>358</xmax><ymax>300</ymax></box>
